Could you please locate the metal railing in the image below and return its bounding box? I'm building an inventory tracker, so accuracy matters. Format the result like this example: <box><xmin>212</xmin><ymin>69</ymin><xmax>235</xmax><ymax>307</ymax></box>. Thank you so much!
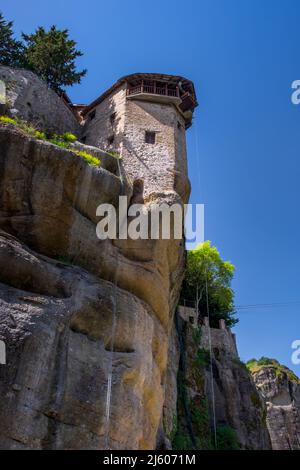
<box><xmin>127</xmin><ymin>81</ymin><xmax>180</xmax><ymax>98</ymax></box>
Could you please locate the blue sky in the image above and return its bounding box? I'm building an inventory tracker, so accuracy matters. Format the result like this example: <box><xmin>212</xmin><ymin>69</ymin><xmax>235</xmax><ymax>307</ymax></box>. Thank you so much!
<box><xmin>2</xmin><ymin>0</ymin><xmax>300</xmax><ymax>373</ymax></box>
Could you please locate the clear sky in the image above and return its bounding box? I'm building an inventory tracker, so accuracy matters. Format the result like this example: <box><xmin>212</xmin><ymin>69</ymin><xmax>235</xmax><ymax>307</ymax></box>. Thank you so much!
<box><xmin>2</xmin><ymin>0</ymin><xmax>300</xmax><ymax>373</ymax></box>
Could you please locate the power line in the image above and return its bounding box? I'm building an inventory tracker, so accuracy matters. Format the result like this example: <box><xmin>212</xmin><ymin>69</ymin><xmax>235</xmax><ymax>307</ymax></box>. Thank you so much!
<box><xmin>236</xmin><ymin>301</ymin><xmax>300</xmax><ymax>311</ymax></box>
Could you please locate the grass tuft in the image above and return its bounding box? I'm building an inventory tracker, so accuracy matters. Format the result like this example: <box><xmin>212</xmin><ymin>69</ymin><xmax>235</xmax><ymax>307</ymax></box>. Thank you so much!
<box><xmin>0</xmin><ymin>115</ymin><xmax>101</xmax><ymax>168</ymax></box>
<box><xmin>62</xmin><ymin>132</ymin><xmax>77</xmax><ymax>143</ymax></box>
<box><xmin>0</xmin><ymin>115</ymin><xmax>17</xmax><ymax>124</ymax></box>
<box><xmin>76</xmin><ymin>150</ymin><xmax>101</xmax><ymax>167</ymax></box>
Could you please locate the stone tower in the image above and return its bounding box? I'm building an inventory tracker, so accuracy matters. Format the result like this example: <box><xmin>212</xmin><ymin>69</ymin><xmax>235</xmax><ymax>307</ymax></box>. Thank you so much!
<box><xmin>80</xmin><ymin>73</ymin><xmax>197</xmax><ymax>202</ymax></box>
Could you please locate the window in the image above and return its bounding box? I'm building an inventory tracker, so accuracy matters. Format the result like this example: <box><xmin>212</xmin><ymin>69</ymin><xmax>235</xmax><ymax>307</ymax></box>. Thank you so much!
<box><xmin>89</xmin><ymin>110</ymin><xmax>96</xmax><ymax>120</ymax></box>
<box><xmin>110</xmin><ymin>112</ymin><xmax>116</xmax><ymax>125</ymax></box>
<box><xmin>108</xmin><ymin>135</ymin><xmax>114</xmax><ymax>146</ymax></box>
<box><xmin>145</xmin><ymin>131</ymin><xmax>156</xmax><ymax>144</ymax></box>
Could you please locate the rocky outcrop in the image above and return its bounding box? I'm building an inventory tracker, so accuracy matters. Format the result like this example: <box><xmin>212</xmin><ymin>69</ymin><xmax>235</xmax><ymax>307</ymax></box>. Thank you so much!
<box><xmin>169</xmin><ymin>312</ymin><xmax>271</xmax><ymax>450</ymax></box>
<box><xmin>0</xmin><ymin>66</ymin><xmax>81</xmax><ymax>135</ymax></box>
<box><xmin>0</xmin><ymin>66</ymin><xmax>278</xmax><ymax>451</ymax></box>
<box><xmin>0</xmin><ymin>124</ymin><xmax>185</xmax><ymax>449</ymax></box>
<box><xmin>0</xmin><ymin>230</ymin><xmax>169</xmax><ymax>449</ymax></box>
<box><xmin>249</xmin><ymin>359</ymin><xmax>300</xmax><ymax>450</ymax></box>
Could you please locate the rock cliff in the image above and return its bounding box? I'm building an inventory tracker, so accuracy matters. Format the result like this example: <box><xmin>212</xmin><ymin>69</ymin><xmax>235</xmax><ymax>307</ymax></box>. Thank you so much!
<box><xmin>0</xmin><ymin>66</ymin><xmax>291</xmax><ymax>451</ymax></box>
<box><xmin>248</xmin><ymin>359</ymin><xmax>300</xmax><ymax>450</ymax></box>
<box><xmin>0</xmin><ymin>66</ymin><xmax>80</xmax><ymax>135</ymax></box>
<box><xmin>0</xmin><ymin>119</ymin><xmax>185</xmax><ymax>449</ymax></box>
<box><xmin>166</xmin><ymin>310</ymin><xmax>271</xmax><ymax>450</ymax></box>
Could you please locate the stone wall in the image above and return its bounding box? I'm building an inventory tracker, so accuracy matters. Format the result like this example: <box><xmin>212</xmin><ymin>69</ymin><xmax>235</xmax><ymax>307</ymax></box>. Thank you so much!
<box><xmin>201</xmin><ymin>323</ymin><xmax>239</xmax><ymax>360</ymax></box>
<box><xmin>82</xmin><ymin>84</ymin><xmax>126</xmax><ymax>152</ymax></box>
<box><xmin>83</xmin><ymin>88</ymin><xmax>190</xmax><ymax>202</ymax></box>
<box><xmin>122</xmin><ymin>99</ymin><xmax>186</xmax><ymax>199</ymax></box>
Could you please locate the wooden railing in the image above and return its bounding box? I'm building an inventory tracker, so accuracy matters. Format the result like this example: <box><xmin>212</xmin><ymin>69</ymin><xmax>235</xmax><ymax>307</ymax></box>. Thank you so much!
<box><xmin>127</xmin><ymin>81</ymin><xmax>180</xmax><ymax>98</ymax></box>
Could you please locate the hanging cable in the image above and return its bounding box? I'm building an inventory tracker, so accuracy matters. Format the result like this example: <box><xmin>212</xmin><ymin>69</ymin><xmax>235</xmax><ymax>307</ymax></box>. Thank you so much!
<box><xmin>104</xmin><ymin>153</ymin><xmax>125</xmax><ymax>450</ymax></box>
<box><xmin>204</xmin><ymin>266</ymin><xmax>218</xmax><ymax>449</ymax></box>
<box><xmin>104</xmin><ymin>251</ymin><xmax>119</xmax><ymax>450</ymax></box>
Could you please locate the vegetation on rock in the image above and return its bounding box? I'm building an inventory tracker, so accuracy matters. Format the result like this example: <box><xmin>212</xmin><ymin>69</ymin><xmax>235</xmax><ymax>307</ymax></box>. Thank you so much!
<box><xmin>76</xmin><ymin>150</ymin><xmax>101</xmax><ymax>167</ymax></box>
<box><xmin>246</xmin><ymin>357</ymin><xmax>300</xmax><ymax>383</ymax></box>
<box><xmin>181</xmin><ymin>241</ymin><xmax>237</xmax><ymax>327</ymax></box>
<box><xmin>215</xmin><ymin>425</ymin><xmax>240</xmax><ymax>450</ymax></box>
<box><xmin>172</xmin><ymin>321</ymin><xmax>215</xmax><ymax>450</ymax></box>
<box><xmin>0</xmin><ymin>115</ymin><xmax>100</xmax><ymax>167</ymax></box>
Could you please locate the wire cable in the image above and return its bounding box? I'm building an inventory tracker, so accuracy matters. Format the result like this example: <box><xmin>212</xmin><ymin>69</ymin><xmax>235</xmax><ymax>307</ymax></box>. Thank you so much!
<box><xmin>204</xmin><ymin>267</ymin><xmax>218</xmax><ymax>449</ymax></box>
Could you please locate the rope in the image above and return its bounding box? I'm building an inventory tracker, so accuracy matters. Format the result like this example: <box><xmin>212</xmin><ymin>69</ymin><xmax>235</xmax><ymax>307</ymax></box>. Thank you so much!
<box><xmin>192</xmin><ymin>115</ymin><xmax>218</xmax><ymax>448</ymax></box>
<box><xmin>104</xmin><ymin>152</ymin><xmax>124</xmax><ymax>450</ymax></box>
<box><xmin>104</xmin><ymin>252</ymin><xmax>119</xmax><ymax>450</ymax></box>
<box><xmin>204</xmin><ymin>267</ymin><xmax>218</xmax><ymax>449</ymax></box>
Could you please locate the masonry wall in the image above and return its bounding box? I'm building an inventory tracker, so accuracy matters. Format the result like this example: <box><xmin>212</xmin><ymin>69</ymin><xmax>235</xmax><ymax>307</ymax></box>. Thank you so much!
<box><xmin>122</xmin><ymin>99</ymin><xmax>187</xmax><ymax>198</ymax></box>
<box><xmin>82</xmin><ymin>84</ymin><xmax>126</xmax><ymax>152</ymax></box>
<box><xmin>201</xmin><ymin>325</ymin><xmax>239</xmax><ymax>359</ymax></box>
<box><xmin>84</xmin><ymin>88</ymin><xmax>190</xmax><ymax>201</ymax></box>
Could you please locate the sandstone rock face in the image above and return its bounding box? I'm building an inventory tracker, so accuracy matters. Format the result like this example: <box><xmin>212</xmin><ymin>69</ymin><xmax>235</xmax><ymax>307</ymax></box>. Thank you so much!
<box><xmin>161</xmin><ymin>322</ymin><xmax>180</xmax><ymax>448</ymax></box>
<box><xmin>170</xmin><ymin>315</ymin><xmax>271</xmax><ymax>450</ymax></box>
<box><xmin>0</xmin><ymin>66</ymin><xmax>81</xmax><ymax>135</ymax></box>
<box><xmin>200</xmin><ymin>326</ymin><xmax>270</xmax><ymax>449</ymax></box>
<box><xmin>0</xmin><ymin>125</ymin><xmax>185</xmax><ymax>449</ymax></box>
<box><xmin>0</xmin><ymin>231</ymin><xmax>165</xmax><ymax>449</ymax></box>
<box><xmin>251</xmin><ymin>364</ymin><xmax>300</xmax><ymax>449</ymax></box>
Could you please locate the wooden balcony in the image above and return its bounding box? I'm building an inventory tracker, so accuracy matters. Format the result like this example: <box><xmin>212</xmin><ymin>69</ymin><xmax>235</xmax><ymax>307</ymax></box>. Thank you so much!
<box><xmin>126</xmin><ymin>80</ymin><xmax>181</xmax><ymax>105</ymax></box>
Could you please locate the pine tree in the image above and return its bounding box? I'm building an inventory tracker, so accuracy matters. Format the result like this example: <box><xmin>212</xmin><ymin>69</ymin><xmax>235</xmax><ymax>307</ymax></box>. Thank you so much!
<box><xmin>22</xmin><ymin>26</ymin><xmax>87</xmax><ymax>93</ymax></box>
<box><xmin>0</xmin><ymin>12</ymin><xmax>25</xmax><ymax>67</ymax></box>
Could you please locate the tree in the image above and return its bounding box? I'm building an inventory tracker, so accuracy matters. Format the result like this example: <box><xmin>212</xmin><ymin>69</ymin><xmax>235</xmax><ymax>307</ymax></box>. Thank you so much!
<box><xmin>22</xmin><ymin>26</ymin><xmax>87</xmax><ymax>93</ymax></box>
<box><xmin>180</xmin><ymin>241</ymin><xmax>237</xmax><ymax>327</ymax></box>
<box><xmin>0</xmin><ymin>12</ymin><xmax>25</xmax><ymax>67</ymax></box>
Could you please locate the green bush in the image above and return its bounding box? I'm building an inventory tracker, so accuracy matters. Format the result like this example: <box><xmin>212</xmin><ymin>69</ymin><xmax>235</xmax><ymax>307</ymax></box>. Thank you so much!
<box><xmin>62</xmin><ymin>132</ymin><xmax>77</xmax><ymax>143</ymax></box>
<box><xmin>180</xmin><ymin>241</ymin><xmax>237</xmax><ymax>327</ymax></box>
<box><xmin>172</xmin><ymin>429</ymin><xmax>192</xmax><ymax>450</ymax></box>
<box><xmin>35</xmin><ymin>130</ymin><xmax>46</xmax><ymax>140</ymax></box>
<box><xmin>195</xmin><ymin>348</ymin><xmax>210</xmax><ymax>368</ymax></box>
<box><xmin>76</xmin><ymin>150</ymin><xmax>101</xmax><ymax>167</ymax></box>
<box><xmin>215</xmin><ymin>425</ymin><xmax>240</xmax><ymax>450</ymax></box>
<box><xmin>246</xmin><ymin>357</ymin><xmax>300</xmax><ymax>383</ymax></box>
<box><xmin>0</xmin><ymin>115</ymin><xmax>17</xmax><ymax>124</ymax></box>
<box><xmin>49</xmin><ymin>136</ymin><xmax>69</xmax><ymax>149</ymax></box>
<box><xmin>0</xmin><ymin>114</ymin><xmax>100</xmax><ymax>168</ymax></box>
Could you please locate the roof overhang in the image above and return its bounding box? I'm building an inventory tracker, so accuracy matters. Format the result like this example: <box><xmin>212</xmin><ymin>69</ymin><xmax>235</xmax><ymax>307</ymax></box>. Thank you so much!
<box><xmin>81</xmin><ymin>73</ymin><xmax>198</xmax><ymax>124</ymax></box>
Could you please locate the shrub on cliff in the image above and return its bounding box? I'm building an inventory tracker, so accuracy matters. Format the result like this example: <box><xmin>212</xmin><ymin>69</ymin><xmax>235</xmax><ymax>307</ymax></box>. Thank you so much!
<box><xmin>0</xmin><ymin>12</ymin><xmax>87</xmax><ymax>93</ymax></box>
<box><xmin>180</xmin><ymin>241</ymin><xmax>237</xmax><ymax>327</ymax></box>
<box><xmin>246</xmin><ymin>357</ymin><xmax>300</xmax><ymax>383</ymax></box>
<box><xmin>22</xmin><ymin>26</ymin><xmax>87</xmax><ymax>93</ymax></box>
<box><xmin>215</xmin><ymin>425</ymin><xmax>240</xmax><ymax>450</ymax></box>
